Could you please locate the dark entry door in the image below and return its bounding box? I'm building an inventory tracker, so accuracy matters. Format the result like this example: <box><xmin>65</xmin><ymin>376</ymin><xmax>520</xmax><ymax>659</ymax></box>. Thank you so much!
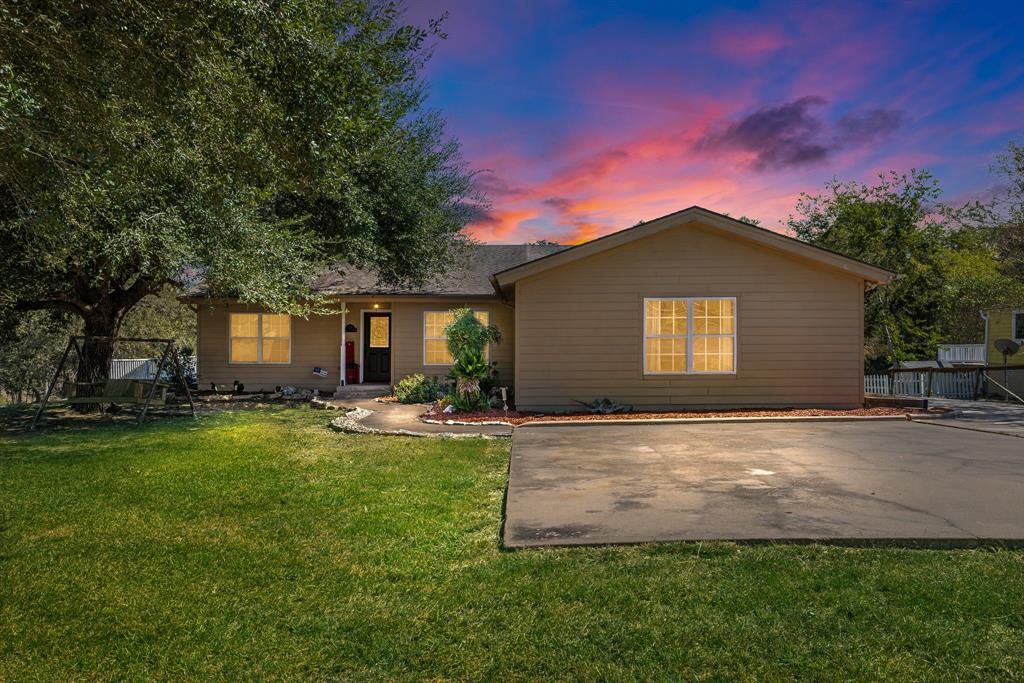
<box><xmin>363</xmin><ymin>313</ymin><xmax>391</xmax><ymax>382</ymax></box>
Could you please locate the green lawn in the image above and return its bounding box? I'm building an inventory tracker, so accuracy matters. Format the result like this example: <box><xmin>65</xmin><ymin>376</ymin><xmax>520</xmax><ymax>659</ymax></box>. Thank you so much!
<box><xmin>2</xmin><ymin>408</ymin><xmax>1022</xmax><ymax>681</ymax></box>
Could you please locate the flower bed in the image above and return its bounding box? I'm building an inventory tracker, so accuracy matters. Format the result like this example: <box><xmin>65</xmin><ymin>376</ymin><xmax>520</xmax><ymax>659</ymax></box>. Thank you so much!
<box><xmin>421</xmin><ymin>406</ymin><xmax>947</xmax><ymax>425</ymax></box>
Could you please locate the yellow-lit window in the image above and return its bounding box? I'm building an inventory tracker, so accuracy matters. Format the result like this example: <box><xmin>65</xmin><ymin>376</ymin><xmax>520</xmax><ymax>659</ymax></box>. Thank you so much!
<box><xmin>369</xmin><ymin>316</ymin><xmax>390</xmax><ymax>348</ymax></box>
<box><xmin>644</xmin><ymin>299</ymin><xmax>687</xmax><ymax>373</ymax></box>
<box><xmin>642</xmin><ymin>298</ymin><xmax>736</xmax><ymax>374</ymax></box>
<box><xmin>423</xmin><ymin>310</ymin><xmax>490</xmax><ymax>365</ymax></box>
<box><xmin>692</xmin><ymin>299</ymin><xmax>735</xmax><ymax>373</ymax></box>
<box><xmin>230</xmin><ymin>312</ymin><xmax>291</xmax><ymax>364</ymax></box>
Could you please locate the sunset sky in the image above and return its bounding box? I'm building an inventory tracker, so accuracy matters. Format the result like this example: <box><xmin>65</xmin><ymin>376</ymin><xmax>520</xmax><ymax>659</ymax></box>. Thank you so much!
<box><xmin>408</xmin><ymin>1</ymin><xmax>1024</xmax><ymax>243</ymax></box>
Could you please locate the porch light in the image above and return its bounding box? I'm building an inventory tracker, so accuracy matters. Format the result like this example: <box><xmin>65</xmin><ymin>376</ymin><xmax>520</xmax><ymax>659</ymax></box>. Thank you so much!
<box><xmin>372</xmin><ymin>303</ymin><xmax>380</xmax><ymax>309</ymax></box>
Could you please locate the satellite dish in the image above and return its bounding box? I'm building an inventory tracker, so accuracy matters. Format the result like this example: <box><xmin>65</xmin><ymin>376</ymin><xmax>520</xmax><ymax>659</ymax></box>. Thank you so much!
<box><xmin>994</xmin><ymin>338</ymin><xmax>1020</xmax><ymax>357</ymax></box>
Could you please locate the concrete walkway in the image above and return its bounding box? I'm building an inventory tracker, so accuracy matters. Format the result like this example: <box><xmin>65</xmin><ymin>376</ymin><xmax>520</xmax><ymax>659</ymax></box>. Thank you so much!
<box><xmin>327</xmin><ymin>398</ymin><xmax>512</xmax><ymax>437</ymax></box>
<box><xmin>927</xmin><ymin>399</ymin><xmax>1024</xmax><ymax>437</ymax></box>
<box><xmin>504</xmin><ymin>420</ymin><xmax>1024</xmax><ymax>548</ymax></box>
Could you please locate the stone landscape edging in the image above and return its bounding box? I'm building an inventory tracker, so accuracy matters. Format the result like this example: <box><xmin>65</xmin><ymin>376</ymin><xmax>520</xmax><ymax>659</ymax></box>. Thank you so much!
<box><xmin>329</xmin><ymin>407</ymin><xmax>509</xmax><ymax>439</ymax></box>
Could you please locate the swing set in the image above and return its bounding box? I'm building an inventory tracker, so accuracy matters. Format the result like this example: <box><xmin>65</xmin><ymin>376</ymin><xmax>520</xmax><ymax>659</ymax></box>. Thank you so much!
<box><xmin>30</xmin><ymin>336</ymin><xmax>197</xmax><ymax>431</ymax></box>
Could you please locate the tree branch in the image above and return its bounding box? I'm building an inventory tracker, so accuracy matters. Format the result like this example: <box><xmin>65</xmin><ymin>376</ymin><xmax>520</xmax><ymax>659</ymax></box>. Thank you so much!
<box><xmin>114</xmin><ymin>274</ymin><xmax>160</xmax><ymax>309</ymax></box>
<box><xmin>15</xmin><ymin>298</ymin><xmax>87</xmax><ymax>316</ymax></box>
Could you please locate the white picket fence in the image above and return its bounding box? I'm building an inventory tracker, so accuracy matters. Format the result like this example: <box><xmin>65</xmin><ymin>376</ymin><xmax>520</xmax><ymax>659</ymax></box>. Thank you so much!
<box><xmin>864</xmin><ymin>369</ymin><xmax>978</xmax><ymax>399</ymax></box>
<box><xmin>110</xmin><ymin>357</ymin><xmax>196</xmax><ymax>382</ymax></box>
<box><xmin>864</xmin><ymin>374</ymin><xmax>890</xmax><ymax>394</ymax></box>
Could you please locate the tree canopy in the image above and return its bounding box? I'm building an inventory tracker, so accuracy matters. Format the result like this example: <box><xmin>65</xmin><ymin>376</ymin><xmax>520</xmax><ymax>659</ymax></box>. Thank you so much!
<box><xmin>0</xmin><ymin>0</ymin><xmax>477</xmax><ymax>345</ymax></box>
<box><xmin>788</xmin><ymin>158</ymin><xmax>1024</xmax><ymax>368</ymax></box>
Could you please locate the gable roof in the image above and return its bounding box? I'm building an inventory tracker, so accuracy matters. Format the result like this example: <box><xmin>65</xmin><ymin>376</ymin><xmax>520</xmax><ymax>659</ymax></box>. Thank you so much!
<box><xmin>491</xmin><ymin>206</ymin><xmax>896</xmax><ymax>294</ymax></box>
<box><xmin>310</xmin><ymin>243</ymin><xmax>568</xmax><ymax>297</ymax></box>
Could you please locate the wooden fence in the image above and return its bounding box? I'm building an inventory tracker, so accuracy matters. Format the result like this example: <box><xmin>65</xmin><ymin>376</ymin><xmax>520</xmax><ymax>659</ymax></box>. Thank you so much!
<box><xmin>865</xmin><ymin>364</ymin><xmax>1024</xmax><ymax>400</ymax></box>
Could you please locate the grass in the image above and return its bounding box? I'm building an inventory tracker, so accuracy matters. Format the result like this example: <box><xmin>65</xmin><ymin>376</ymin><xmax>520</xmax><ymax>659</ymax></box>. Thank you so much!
<box><xmin>2</xmin><ymin>408</ymin><xmax>1022</xmax><ymax>681</ymax></box>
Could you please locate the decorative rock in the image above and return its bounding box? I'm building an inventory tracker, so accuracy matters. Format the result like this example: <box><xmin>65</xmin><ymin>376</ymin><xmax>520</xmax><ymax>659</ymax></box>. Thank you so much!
<box><xmin>328</xmin><ymin>407</ymin><xmax>506</xmax><ymax>439</ymax></box>
<box><xmin>310</xmin><ymin>397</ymin><xmax>342</xmax><ymax>410</ymax></box>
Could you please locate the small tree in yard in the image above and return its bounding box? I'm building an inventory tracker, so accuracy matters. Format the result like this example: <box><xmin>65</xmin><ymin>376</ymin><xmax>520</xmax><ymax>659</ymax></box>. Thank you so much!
<box><xmin>0</xmin><ymin>1</ymin><xmax>479</xmax><ymax>404</ymax></box>
<box><xmin>444</xmin><ymin>309</ymin><xmax>501</xmax><ymax>410</ymax></box>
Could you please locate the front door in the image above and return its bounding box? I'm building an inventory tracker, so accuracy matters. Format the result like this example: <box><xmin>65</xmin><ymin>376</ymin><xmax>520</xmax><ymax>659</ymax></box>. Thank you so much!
<box><xmin>363</xmin><ymin>313</ymin><xmax>391</xmax><ymax>383</ymax></box>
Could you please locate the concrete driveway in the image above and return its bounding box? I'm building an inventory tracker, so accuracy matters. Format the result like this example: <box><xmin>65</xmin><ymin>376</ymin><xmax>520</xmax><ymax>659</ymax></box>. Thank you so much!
<box><xmin>504</xmin><ymin>420</ymin><xmax>1024</xmax><ymax>548</ymax></box>
<box><xmin>930</xmin><ymin>398</ymin><xmax>1024</xmax><ymax>437</ymax></box>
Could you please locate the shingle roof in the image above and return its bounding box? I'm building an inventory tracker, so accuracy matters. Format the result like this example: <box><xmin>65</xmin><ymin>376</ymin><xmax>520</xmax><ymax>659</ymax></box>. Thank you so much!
<box><xmin>312</xmin><ymin>244</ymin><xmax>568</xmax><ymax>296</ymax></box>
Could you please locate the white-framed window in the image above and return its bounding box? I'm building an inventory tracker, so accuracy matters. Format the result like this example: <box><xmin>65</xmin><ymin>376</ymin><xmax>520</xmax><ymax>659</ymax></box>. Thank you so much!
<box><xmin>1014</xmin><ymin>309</ymin><xmax>1024</xmax><ymax>341</ymax></box>
<box><xmin>229</xmin><ymin>313</ymin><xmax>291</xmax><ymax>364</ymax></box>
<box><xmin>643</xmin><ymin>297</ymin><xmax>736</xmax><ymax>374</ymax></box>
<box><xmin>423</xmin><ymin>309</ymin><xmax>490</xmax><ymax>365</ymax></box>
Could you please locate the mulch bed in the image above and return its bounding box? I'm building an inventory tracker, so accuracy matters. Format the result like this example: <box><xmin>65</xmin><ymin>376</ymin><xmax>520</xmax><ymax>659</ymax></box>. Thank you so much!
<box><xmin>422</xmin><ymin>406</ymin><xmax>946</xmax><ymax>425</ymax></box>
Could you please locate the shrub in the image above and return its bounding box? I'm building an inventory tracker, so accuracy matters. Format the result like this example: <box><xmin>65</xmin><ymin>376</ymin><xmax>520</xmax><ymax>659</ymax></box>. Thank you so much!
<box><xmin>450</xmin><ymin>387</ymin><xmax>490</xmax><ymax>411</ymax></box>
<box><xmin>575</xmin><ymin>397</ymin><xmax>631</xmax><ymax>414</ymax></box>
<box><xmin>394</xmin><ymin>374</ymin><xmax>445</xmax><ymax>404</ymax></box>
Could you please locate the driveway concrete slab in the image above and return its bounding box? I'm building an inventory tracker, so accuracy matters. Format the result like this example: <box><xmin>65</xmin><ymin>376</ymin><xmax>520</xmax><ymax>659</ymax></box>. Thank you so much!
<box><xmin>504</xmin><ymin>421</ymin><xmax>1024</xmax><ymax>547</ymax></box>
<box><xmin>928</xmin><ymin>399</ymin><xmax>1024</xmax><ymax>437</ymax></box>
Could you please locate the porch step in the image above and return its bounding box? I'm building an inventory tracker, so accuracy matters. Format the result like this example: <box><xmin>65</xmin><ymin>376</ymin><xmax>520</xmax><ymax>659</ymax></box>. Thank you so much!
<box><xmin>332</xmin><ymin>383</ymin><xmax>391</xmax><ymax>399</ymax></box>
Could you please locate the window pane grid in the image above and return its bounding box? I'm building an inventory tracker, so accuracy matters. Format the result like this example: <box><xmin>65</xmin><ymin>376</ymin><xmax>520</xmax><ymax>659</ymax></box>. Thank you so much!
<box><xmin>230</xmin><ymin>313</ymin><xmax>290</xmax><ymax>364</ymax></box>
<box><xmin>423</xmin><ymin>310</ymin><xmax>490</xmax><ymax>365</ymax></box>
<box><xmin>643</xmin><ymin>298</ymin><xmax>735</xmax><ymax>374</ymax></box>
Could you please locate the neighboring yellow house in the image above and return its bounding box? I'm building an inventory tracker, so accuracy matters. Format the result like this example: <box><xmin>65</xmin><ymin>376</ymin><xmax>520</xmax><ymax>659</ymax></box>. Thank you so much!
<box><xmin>982</xmin><ymin>306</ymin><xmax>1024</xmax><ymax>397</ymax></box>
<box><xmin>982</xmin><ymin>307</ymin><xmax>1024</xmax><ymax>363</ymax></box>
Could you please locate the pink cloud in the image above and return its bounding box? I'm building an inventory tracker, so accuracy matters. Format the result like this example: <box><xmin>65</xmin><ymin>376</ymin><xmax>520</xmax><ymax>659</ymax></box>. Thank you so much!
<box><xmin>711</xmin><ymin>27</ymin><xmax>788</xmax><ymax>62</ymax></box>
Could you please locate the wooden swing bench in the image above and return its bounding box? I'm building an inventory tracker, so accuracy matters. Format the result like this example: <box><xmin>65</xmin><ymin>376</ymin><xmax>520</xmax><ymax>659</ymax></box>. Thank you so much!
<box><xmin>65</xmin><ymin>379</ymin><xmax>170</xmax><ymax>407</ymax></box>
<box><xmin>30</xmin><ymin>336</ymin><xmax>196</xmax><ymax>430</ymax></box>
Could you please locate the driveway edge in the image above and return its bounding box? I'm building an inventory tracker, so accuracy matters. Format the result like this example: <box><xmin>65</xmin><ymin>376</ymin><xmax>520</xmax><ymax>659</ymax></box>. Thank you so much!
<box><xmin>512</xmin><ymin>411</ymin><xmax>959</xmax><ymax>428</ymax></box>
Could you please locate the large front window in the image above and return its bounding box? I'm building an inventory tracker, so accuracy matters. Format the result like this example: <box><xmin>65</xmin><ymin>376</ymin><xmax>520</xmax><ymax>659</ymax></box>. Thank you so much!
<box><xmin>643</xmin><ymin>298</ymin><xmax>735</xmax><ymax>374</ymax></box>
<box><xmin>230</xmin><ymin>313</ymin><xmax>291</xmax><ymax>364</ymax></box>
<box><xmin>423</xmin><ymin>310</ymin><xmax>489</xmax><ymax>365</ymax></box>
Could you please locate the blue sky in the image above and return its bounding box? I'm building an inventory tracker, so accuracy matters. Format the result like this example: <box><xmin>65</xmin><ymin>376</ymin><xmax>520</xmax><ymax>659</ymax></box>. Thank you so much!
<box><xmin>407</xmin><ymin>1</ymin><xmax>1024</xmax><ymax>242</ymax></box>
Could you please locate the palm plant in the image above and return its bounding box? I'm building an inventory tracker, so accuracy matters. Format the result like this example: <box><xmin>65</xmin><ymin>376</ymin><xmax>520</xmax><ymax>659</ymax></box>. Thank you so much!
<box><xmin>445</xmin><ymin>309</ymin><xmax>501</xmax><ymax>410</ymax></box>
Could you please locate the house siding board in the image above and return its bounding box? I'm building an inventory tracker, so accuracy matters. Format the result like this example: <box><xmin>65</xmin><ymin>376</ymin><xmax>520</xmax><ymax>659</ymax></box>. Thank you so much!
<box><xmin>513</xmin><ymin>222</ymin><xmax>866</xmax><ymax>411</ymax></box>
<box><xmin>197</xmin><ymin>297</ymin><xmax>515</xmax><ymax>393</ymax></box>
<box><xmin>197</xmin><ymin>303</ymin><xmax>341</xmax><ymax>392</ymax></box>
<box><xmin>984</xmin><ymin>308</ymin><xmax>1024</xmax><ymax>396</ymax></box>
<box><xmin>388</xmin><ymin>299</ymin><xmax>515</xmax><ymax>385</ymax></box>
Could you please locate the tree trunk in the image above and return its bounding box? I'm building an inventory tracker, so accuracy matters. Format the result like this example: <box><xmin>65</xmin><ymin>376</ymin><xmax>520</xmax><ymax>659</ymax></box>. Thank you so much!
<box><xmin>72</xmin><ymin>312</ymin><xmax>122</xmax><ymax>412</ymax></box>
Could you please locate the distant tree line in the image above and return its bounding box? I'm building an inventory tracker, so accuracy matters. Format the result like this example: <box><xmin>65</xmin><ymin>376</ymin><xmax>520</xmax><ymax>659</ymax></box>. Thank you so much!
<box><xmin>787</xmin><ymin>140</ymin><xmax>1024</xmax><ymax>370</ymax></box>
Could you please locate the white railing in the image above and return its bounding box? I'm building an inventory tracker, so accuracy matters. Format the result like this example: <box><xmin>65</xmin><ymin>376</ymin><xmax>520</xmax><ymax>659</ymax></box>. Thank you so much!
<box><xmin>865</xmin><ymin>369</ymin><xmax>979</xmax><ymax>399</ymax></box>
<box><xmin>937</xmin><ymin>344</ymin><xmax>986</xmax><ymax>364</ymax></box>
<box><xmin>110</xmin><ymin>358</ymin><xmax>159</xmax><ymax>380</ymax></box>
<box><xmin>110</xmin><ymin>357</ymin><xmax>196</xmax><ymax>381</ymax></box>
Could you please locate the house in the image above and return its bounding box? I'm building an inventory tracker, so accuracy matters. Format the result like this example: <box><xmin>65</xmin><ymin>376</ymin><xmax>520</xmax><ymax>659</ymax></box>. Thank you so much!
<box><xmin>186</xmin><ymin>206</ymin><xmax>895</xmax><ymax>411</ymax></box>
<box><xmin>980</xmin><ymin>306</ymin><xmax>1024</xmax><ymax>397</ymax></box>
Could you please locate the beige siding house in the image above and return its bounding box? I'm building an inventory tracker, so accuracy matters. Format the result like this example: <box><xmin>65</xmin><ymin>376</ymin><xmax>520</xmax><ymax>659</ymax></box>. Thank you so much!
<box><xmin>188</xmin><ymin>207</ymin><xmax>894</xmax><ymax>409</ymax></box>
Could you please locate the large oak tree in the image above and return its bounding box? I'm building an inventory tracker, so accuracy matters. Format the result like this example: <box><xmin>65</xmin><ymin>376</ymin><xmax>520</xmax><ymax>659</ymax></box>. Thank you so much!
<box><xmin>0</xmin><ymin>0</ymin><xmax>478</xmax><ymax>387</ymax></box>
